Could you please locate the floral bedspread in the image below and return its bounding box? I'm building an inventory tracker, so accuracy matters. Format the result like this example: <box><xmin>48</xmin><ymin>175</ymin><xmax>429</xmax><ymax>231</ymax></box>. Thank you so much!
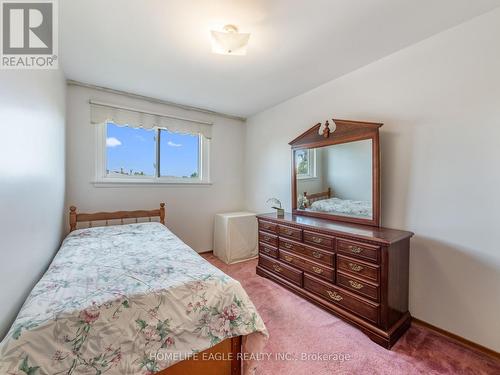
<box><xmin>0</xmin><ymin>223</ymin><xmax>267</xmax><ymax>374</ymax></box>
<box><xmin>310</xmin><ymin>197</ymin><xmax>372</xmax><ymax>217</ymax></box>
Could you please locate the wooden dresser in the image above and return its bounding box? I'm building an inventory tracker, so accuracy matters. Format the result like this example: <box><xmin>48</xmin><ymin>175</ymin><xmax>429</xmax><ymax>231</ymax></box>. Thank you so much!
<box><xmin>256</xmin><ymin>213</ymin><xmax>413</xmax><ymax>348</ymax></box>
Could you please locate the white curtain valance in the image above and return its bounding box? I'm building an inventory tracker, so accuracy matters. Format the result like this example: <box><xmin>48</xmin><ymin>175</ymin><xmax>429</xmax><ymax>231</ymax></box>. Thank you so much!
<box><xmin>90</xmin><ymin>101</ymin><xmax>213</xmax><ymax>139</ymax></box>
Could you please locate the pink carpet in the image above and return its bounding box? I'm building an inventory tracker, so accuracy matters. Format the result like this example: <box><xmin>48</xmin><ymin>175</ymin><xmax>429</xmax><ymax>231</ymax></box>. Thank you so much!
<box><xmin>202</xmin><ymin>254</ymin><xmax>499</xmax><ymax>375</ymax></box>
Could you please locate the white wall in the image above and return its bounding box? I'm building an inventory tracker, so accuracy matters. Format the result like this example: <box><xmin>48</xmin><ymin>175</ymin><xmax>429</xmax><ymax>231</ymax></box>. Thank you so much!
<box><xmin>245</xmin><ymin>8</ymin><xmax>500</xmax><ymax>351</ymax></box>
<box><xmin>66</xmin><ymin>85</ymin><xmax>246</xmax><ymax>252</ymax></box>
<box><xmin>0</xmin><ymin>70</ymin><xmax>66</xmax><ymax>339</ymax></box>
<box><xmin>324</xmin><ymin>140</ymin><xmax>372</xmax><ymax>201</ymax></box>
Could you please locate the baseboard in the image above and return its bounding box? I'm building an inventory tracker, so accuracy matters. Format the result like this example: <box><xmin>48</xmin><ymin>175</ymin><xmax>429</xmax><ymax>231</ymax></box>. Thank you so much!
<box><xmin>201</xmin><ymin>251</ymin><xmax>258</xmax><ymax>264</ymax></box>
<box><xmin>226</xmin><ymin>255</ymin><xmax>258</xmax><ymax>265</ymax></box>
<box><xmin>412</xmin><ymin>318</ymin><xmax>499</xmax><ymax>360</ymax></box>
<box><xmin>198</xmin><ymin>250</ymin><xmax>213</xmax><ymax>255</ymax></box>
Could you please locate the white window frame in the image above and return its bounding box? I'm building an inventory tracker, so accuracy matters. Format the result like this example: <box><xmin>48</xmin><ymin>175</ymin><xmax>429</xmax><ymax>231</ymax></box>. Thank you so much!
<box><xmin>296</xmin><ymin>148</ymin><xmax>317</xmax><ymax>180</ymax></box>
<box><xmin>94</xmin><ymin>123</ymin><xmax>211</xmax><ymax>186</ymax></box>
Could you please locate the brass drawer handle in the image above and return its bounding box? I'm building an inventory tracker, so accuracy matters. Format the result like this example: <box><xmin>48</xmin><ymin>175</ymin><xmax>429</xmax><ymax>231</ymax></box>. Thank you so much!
<box><xmin>349</xmin><ymin>246</ymin><xmax>363</xmax><ymax>254</ymax></box>
<box><xmin>261</xmin><ymin>247</ymin><xmax>270</xmax><ymax>254</ymax></box>
<box><xmin>283</xmin><ymin>242</ymin><xmax>293</xmax><ymax>249</ymax></box>
<box><xmin>327</xmin><ymin>290</ymin><xmax>343</xmax><ymax>301</ymax></box>
<box><xmin>312</xmin><ymin>251</ymin><xmax>322</xmax><ymax>259</ymax></box>
<box><xmin>273</xmin><ymin>264</ymin><xmax>282</xmax><ymax>273</ymax></box>
<box><xmin>348</xmin><ymin>280</ymin><xmax>363</xmax><ymax>289</ymax></box>
<box><xmin>348</xmin><ymin>262</ymin><xmax>364</xmax><ymax>272</ymax></box>
<box><xmin>312</xmin><ymin>266</ymin><xmax>323</xmax><ymax>274</ymax></box>
<box><xmin>311</xmin><ymin>236</ymin><xmax>323</xmax><ymax>244</ymax></box>
<box><xmin>282</xmin><ymin>228</ymin><xmax>294</xmax><ymax>235</ymax></box>
<box><xmin>284</xmin><ymin>255</ymin><xmax>293</xmax><ymax>262</ymax></box>
<box><xmin>263</xmin><ymin>235</ymin><xmax>272</xmax><ymax>242</ymax></box>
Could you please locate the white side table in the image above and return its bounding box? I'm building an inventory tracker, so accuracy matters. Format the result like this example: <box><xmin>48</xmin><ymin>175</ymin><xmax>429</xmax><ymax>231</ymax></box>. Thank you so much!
<box><xmin>213</xmin><ymin>212</ymin><xmax>258</xmax><ymax>264</ymax></box>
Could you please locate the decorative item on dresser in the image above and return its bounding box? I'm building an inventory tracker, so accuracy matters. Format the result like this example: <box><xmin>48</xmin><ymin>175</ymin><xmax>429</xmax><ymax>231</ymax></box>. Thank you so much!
<box><xmin>256</xmin><ymin>119</ymin><xmax>414</xmax><ymax>348</ymax></box>
<box><xmin>266</xmin><ymin>197</ymin><xmax>285</xmax><ymax>218</ymax></box>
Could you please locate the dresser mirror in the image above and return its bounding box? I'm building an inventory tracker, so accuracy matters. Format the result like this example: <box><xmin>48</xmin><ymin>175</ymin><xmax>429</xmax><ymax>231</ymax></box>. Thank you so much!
<box><xmin>290</xmin><ymin>119</ymin><xmax>381</xmax><ymax>226</ymax></box>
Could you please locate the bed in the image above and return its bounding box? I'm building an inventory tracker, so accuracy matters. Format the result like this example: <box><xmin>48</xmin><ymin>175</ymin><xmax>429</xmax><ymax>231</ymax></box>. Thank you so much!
<box><xmin>304</xmin><ymin>189</ymin><xmax>372</xmax><ymax>217</ymax></box>
<box><xmin>0</xmin><ymin>204</ymin><xmax>267</xmax><ymax>375</ymax></box>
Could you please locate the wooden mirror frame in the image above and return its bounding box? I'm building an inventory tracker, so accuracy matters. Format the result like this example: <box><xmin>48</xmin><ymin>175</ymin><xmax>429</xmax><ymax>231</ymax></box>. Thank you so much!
<box><xmin>290</xmin><ymin>119</ymin><xmax>382</xmax><ymax>227</ymax></box>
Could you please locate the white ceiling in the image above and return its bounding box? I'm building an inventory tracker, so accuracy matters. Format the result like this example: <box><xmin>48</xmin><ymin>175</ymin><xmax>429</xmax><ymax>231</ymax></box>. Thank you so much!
<box><xmin>60</xmin><ymin>0</ymin><xmax>500</xmax><ymax>118</ymax></box>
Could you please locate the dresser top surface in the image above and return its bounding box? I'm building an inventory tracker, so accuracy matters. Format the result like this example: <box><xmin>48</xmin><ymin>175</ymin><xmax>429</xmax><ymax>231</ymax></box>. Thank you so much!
<box><xmin>257</xmin><ymin>213</ymin><xmax>413</xmax><ymax>245</ymax></box>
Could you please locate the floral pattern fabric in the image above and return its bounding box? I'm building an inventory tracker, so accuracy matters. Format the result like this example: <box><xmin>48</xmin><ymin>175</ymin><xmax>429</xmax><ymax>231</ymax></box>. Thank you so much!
<box><xmin>0</xmin><ymin>223</ymin><xmax>267</xmax><ymax>374</ymax></box>
<box><xmin>310</xmin><ymin>197</ymin><xmax>372</xmax><ymax>217</ymax></box>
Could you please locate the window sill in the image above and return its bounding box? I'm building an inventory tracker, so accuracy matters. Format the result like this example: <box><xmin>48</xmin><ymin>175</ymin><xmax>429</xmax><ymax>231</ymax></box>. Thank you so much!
<box><xmin>297</xmin><ymin>176</ymin><xmax>319</xmax><ymax>181</ymax></box>
<box><xmin>93</xmin><ymin>179</ymin><xmax>212</xmax><ymax>187</ymax></box>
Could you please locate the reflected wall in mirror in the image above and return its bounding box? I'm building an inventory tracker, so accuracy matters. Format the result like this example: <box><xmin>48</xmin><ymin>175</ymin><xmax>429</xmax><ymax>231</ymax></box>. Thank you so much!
<box><xmin>295</xmin><ymin>139</ymin><xmax>373</xmax><ymax>220</ymax></box>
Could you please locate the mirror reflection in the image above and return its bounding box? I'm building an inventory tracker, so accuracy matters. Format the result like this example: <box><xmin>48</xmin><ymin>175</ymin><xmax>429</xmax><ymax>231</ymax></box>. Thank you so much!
<box><xmin>295</xmin><ymin>139</ymin><xmax>373</xmax><ymax>219</ymax></box>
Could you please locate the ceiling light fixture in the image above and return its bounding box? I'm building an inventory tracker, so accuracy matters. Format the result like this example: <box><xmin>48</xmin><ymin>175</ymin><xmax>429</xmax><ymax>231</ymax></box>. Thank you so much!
<box><xmin>210</xmin><ymin>24</ymin><xmax>250</xmax><ymax>56</ymax></box>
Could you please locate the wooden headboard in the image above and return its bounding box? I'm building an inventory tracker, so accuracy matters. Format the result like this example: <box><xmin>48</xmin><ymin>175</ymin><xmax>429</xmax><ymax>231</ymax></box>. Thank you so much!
<box><xmin>304</xmin><ymin>188</ymin><xmax>331</xmax><ymax>205</ymax></box>
<box><xmin>69</xmin><ymin>203</ymin><xmax>165</xmax><ymax>232</ymax></box>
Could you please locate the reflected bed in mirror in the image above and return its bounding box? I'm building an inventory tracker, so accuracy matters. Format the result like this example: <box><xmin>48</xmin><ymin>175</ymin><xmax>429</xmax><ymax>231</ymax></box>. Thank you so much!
<box><xmin>296</xmin><ymin>139</ymin><xmax>373</xmax><ymax>219</ymax></box>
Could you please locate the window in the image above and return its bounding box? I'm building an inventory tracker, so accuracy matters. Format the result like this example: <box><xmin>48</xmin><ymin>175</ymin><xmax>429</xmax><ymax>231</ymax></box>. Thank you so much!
<box><xmin>96</xmin><ymin>122</ymin><xmax>210</xmax><ymax>184</ymax></box>
<box><xmin>296</xmin><ymin>149</ymin><xmax>316</xmax><ymax>179</ymax></box>
<box><xmin>106</xmin><ymin>124</ymin><xmax>156</xmax><ymax>177</ymax></box>
<box><xmin>159</xmin><ymin>129</ymin><xmax>200</xmax><ymax>178</ymax></box>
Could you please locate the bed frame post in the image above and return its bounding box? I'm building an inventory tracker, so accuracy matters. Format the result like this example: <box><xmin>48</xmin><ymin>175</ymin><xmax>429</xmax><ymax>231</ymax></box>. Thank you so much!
<box><xmin>160</xmin><ymin>203</ymin><xmax>166</xmax><ymax>225</ymax></box>
<box><xmin>231</xmin><ymin>336</ymin><xmax>242</xmax><ymax>375</ymax></box>
<box><xmin>69</xmin><ymin>206</ymin><xmax>77</xmax><ymax>232</ymax></box>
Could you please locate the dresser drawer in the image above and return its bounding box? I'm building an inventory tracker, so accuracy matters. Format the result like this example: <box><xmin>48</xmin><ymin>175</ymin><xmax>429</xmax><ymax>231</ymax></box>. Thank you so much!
<box><xmin>303</xmin><ymin>230</ymin><xmax>334</xmax><ymax>250</ymax></box>
<box><xmin>337</xmin><ymin>271</ymin><xmax>379</xmax><ymax>301</ymax></box>
<box><xmin>337</xmin><ymin>255</ymin><xmax>379</xmax><ymax>283</ymax></box>
<box><xmin>259</xmin><ymin>254</ymin><xmax>302</xmax><ymax>286</ymax></box>
<box><xmin>337</xmin><ymin>239</ymin><xmax>380</xmax><ymax>263</ymax></box>
<box><xmin>279</xmin><ymin>238</ymin><xmax>334</xmax><ymax>266</ymax></box>
<box><xmin>304</xmin><ymin>274</ymin><xmax>379</xmax><ymax>325</ymax></box>
<box><xmin>279</xmin><ymin>249</ymin><xmax>334</xmax><ymax>282</ymax></box>
<box><xmin>259</xmin><ymin>242</ymin><xmax>278</xmax><ymax>258</ymax></box>
<box><xmin>278</xmin><ymin>224</ymin><xmax>302</xmax><ymax>241</ymax></box>
<box><xmin>258</xmin><ymin>220</ymin><xmax>278</xmax><ymax>234</ymax></box>
<box><xmin>279</xmin><ymin>237</ymin><xmax>303</xmax><ymax>252</ymax></box>
<box><xmin>259</xmin><ymin>231</ymin><xmax>278</xmax><ymax>247</ymax></box>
